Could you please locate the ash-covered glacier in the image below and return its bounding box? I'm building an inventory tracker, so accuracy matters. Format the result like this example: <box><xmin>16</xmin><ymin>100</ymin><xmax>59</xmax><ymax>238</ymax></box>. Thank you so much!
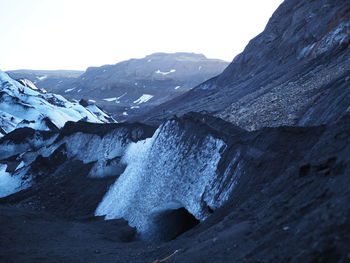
<box><xmin>0</xmin><ymin>123</ymin><xmax>154</xmax><ymax>202</ymax></box>
<box><xmin>0</xmin><ymin>70</ymin><xmax>114</xmax><ymax>137</ymax></box>
<box><xmin>96</xmin><ymin>114</ymin><xmax>246</xmax><ymax>240</ymax></box>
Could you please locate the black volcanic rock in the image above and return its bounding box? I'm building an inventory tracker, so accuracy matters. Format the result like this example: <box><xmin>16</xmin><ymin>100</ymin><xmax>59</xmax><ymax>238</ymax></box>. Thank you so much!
<box><xmin>1</xmin><ymin>113</ymin><xmax>350</xmax><ymax>262</ymax></box>
<box><xmin>141</xmin><ymin>0</ymin><xmax>350</xmax><ymax>129</ymax></box>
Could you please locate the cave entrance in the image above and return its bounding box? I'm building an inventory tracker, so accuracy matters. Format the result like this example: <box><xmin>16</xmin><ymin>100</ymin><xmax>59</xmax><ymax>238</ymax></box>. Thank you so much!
<box><xmin>142</xmin><ymin>202</ymin><xmax>200</xmax><ymax>242</ymax></box>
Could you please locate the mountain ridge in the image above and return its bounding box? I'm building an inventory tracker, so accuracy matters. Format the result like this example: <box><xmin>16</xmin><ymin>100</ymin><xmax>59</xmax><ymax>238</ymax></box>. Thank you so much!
<box><xmin>7</xmin><ymin>52</ymin><xmax>229</xmax><ymax>122</ymax></box>
<box><xmin>139</xmin><ymin>0</ymin><xmax>350</xmax><ymax>129</ymax></box>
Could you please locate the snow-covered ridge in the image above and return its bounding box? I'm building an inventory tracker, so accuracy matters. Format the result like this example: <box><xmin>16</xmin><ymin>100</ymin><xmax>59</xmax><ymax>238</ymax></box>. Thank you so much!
<box><xmin>0</xmin><ymin>71</ymin><xmax>114</xmax><ymax>135</ymax></box>
<box><xmin>17</xmin><ymin>78</ymin><xmax>47</xmax><ymax>93</ymax></box>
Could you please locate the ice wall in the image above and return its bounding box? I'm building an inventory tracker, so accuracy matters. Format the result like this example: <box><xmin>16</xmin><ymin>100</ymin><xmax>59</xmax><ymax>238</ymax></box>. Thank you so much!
<box><xmin>96</xmin><ymin>119</ymin><xmax>243</xmax><ymax>239</ymax></box>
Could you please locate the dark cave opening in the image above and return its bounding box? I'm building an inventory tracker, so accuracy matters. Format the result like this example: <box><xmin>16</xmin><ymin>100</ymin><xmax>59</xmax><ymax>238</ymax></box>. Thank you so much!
<box><xmin>143</xmin><ymin>206</ymin><xmax>200</xmax><ymax>242</ymax></box>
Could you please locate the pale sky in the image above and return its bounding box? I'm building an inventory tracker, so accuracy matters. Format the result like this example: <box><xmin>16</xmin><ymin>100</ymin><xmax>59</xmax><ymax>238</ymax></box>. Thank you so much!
<box><xmin>0</xmin><ymin>0</ymin><xmax>283</xmax><ymax>71</ymax></box>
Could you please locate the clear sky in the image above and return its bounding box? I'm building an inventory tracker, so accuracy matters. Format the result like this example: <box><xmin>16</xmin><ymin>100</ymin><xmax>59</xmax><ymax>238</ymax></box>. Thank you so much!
<box><xmin>0</xmin><ymin>0</ymin><xmax>283</xmax><ymax>71</ymax></box>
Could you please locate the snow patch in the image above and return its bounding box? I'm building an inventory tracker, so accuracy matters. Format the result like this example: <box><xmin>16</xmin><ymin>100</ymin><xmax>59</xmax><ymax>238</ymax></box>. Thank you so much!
<box><xmin>86</xmin><ymin>104</ymin><xmax>114</xmax><ymax>123</ymax></box>
<box><xmin>133</xmin><ymin>94</ymin><xmax>154</xmax><ymax>104</ymax></box>
<box><xmin>174</xmin><ymin>86</ymin><xmax>181</xmax><ymax>90</ymax></box>
<box><xmin>103</xmin><ymin>97</ymin><xmax>117</xmax><ymax>102</ymax></box>
<box><xmin>115</xmin><ymin>93</ymin><xmax>127</xmax><ymax>103</ymax></box>
<box><xmin>15</xmin><ymin>161</ymin><xmax>25</xmax><ymax>171</ymax></box>
<box><xmin>37</xmin><ymin>75</ymin><xmax>48</xmax><ymax>81</ymax></box>
<box><xmin>155</xmin><ymin>69</ymin><xmax>176</xmax><ymax>75</ymax></box>
<box><xmin>64</xmin><ymin>88</ymin><xmax>76</xmax><ymax>93</ymax></box>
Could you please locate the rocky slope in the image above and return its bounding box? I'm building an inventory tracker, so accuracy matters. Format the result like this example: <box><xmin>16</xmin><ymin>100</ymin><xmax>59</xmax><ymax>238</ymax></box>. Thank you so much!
<box><xmin>141</xmin><ymin>0</ymin><xmax>350</xmax><ymax>129</ymax></box>
<box><xmin>8</xmin><ymin>53</ymin><xmax>229</xmax><ymax>121</ymax></box>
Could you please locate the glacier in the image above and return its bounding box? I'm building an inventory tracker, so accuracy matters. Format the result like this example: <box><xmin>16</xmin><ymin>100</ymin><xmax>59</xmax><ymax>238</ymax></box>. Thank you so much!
<box><xmin>0</xmin><ymin>71</ymin><xmax>114</xmax><ymax>134</ymax></box>
<box><xmin>95</xmin><ymin>117</ymin><xmax>244</xmax><ymax>240</ymax></box>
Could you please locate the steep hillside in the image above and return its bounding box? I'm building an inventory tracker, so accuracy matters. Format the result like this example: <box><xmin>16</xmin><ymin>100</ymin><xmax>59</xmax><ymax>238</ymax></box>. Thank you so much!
<box><xmin>141</xmin><ymin>0</ymin><xmax>350</xmax><ymax>129</ymax></box>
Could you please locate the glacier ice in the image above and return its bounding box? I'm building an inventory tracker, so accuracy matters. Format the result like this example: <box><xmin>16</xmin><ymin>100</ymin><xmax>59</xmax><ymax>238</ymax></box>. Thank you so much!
<box><xmin>39</xmin><ymin>126</ymin><xmax>145</xmax><ymax>178</ymax></box>
<box><xmin>0</xmin><ymin>164</ymin><xmax>25</xmax><ymax>198</ymax></box>
<box><xmin>95</xmin><ymin>119</ymin><xmax>243</xmax><ymax>239</ymax></box>
<box><xmin>0</xmin><ymin>70</ymin><xmax>114</xmax><ymax>134</ymax></box>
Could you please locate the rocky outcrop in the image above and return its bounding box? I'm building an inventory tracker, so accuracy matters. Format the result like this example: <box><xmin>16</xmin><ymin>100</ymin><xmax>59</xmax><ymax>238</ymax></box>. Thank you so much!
<box><xmin>141</xmin><ymin>0</ymin><xmax>350</xmax><ymax>130</ymax></box>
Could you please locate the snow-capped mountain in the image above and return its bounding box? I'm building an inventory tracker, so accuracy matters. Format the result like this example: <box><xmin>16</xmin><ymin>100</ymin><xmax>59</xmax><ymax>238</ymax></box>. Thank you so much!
<box><xmin>7</xmin><ymin>53</ymin><xmax>229</xmax><ymax>121</ymax></box>
<box><xmin>0</xmin><ymin>71</ymin><xmax>114</xmax><ymax>137</ymax></box>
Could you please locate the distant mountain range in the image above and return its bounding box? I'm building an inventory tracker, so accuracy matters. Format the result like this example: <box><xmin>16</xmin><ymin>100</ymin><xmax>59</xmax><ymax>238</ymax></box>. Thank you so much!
<box><xmin>7</xmin><ymin>53</ymin><xmax>228</xmax><ymax>121</ymax></box>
